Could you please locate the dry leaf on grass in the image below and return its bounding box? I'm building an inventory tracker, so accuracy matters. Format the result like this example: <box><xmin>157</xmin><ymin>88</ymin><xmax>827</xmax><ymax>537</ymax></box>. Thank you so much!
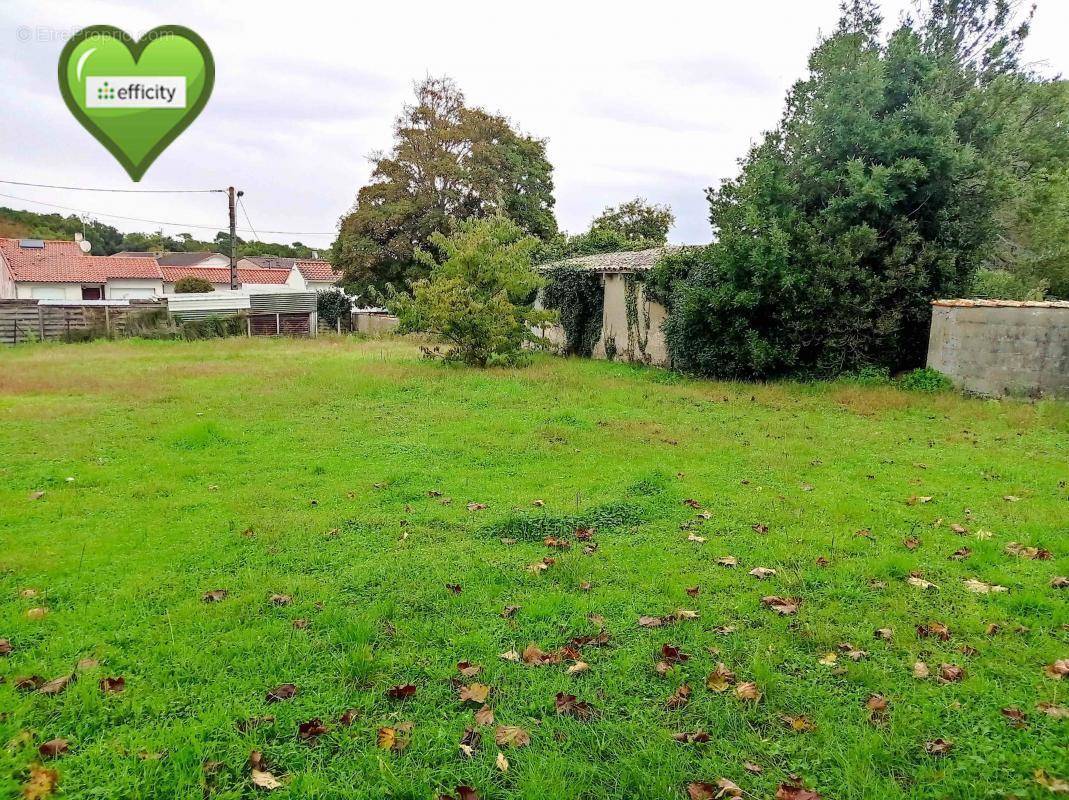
<box><xmin>1037</xmin><ymin>702</ymin><xmax>1069</xmax><ymax>718</ymax></box>
<box><xmin>474</xmin><ymin>705</ymin><xmax>494</xmax><ymax>726</ymax></box>
<box><xmin>735</xmin><ymin>682</ymin><xmax>762</xmax><ymax>702</ymax></box>
<box><xmin>377</xmin><ymin>722</ymin><xmax>413</xmax><ymax>751</ymax></box>
<box><xmin>21</xmin><ymin>764</ymin><xmax>59</xmax><ymax>800</ymax></box>
<box><xmin>963</xmin><ymin>578</ymin><xmax>1008</xmax><ymax>594</ymax></box>
<box><xmin>495</xmin><ymin>751</ymin><xmax>509</xmax><ymax>773</ymax></box>
<box><xmin>686</xmin><ymin>533</ymin><xmax>706</xmax><ymax>543</ymax></box>
<box><xmin>37</xmin><ymin>739</ymin><xmax>69</xmax><ymax>759</ymax></box>
<box><xmin>297</xmin><ymin>718</ymin><xmax>328</xmax><ymax>741</ymax></box>
<box><xmin>202</xmin><ymin>589</ymin><xmax>228</xmax><ymax>603</ymax></box>
<box><xmin>99</xmin><ymin>676</ymin><xmax>125</xmax><ymax>694</ymax></box>
<box><xmin>458</xmin><ymin>727</ymin><xmax>481</xmax><ymax>758</ymax></box>
<box><xmin>1006</xmin><ymin>542</ymin><xmax>1052</xmax><ymax>560</ymax></box>
<box><xmin>266</xmin><ymin>684</ymin><xmax>297</xmax><ymax>703</ymax></box>
<box><xmin>1000</xmin><ymin>707</ymin><xmax>1028</xmax><ymax>728</ymax></box>
<box><xmin>917</xmin><ymin>622</ymin><xmax>950</xmax><ymax>640</ymax></box>
<box><xmin>567</xmin><ymin>661</ymin><xmax>590</xmax><ymax>676</ymax></box>
<box><xmin>666</xmin><ymin>683</ymin><xmax>692</xmax><ymax>710</ymax></box>
<box><xmin>761</xmin><ymin>596</ymin><xmax>799</xmax><ymax>615</ymax></box>
<box><xmin>775</xmin><ymin>784</ymin><xmax>823</xmax><ymax>800</ymax></box>
<box><xmin>387</xmin><ymin>683</ymin><xmax>417</xmax><ymax>699</ymax></box>
<box><xmin>749</xmin><ymin>567</ymin><xmax>777</xmax><ymax>579</ymax></box>
<box><xmin>555</xmin><ymin>691</ymin><xmax>596</xmax><ymax>720</ymax></box>
<box><xmin>716</xmin><ymin>556</ymin><xmax>737</xmax><ymax>567</ymax></box>
<box><xmin>1045</xmin><ymin>660</ymin><xmax>1069</xmax><ymax>680</ymax></box>
<box><xmin>673</xmin><ymin>731</ymin><xmax>710</xmax><ymax>744</ymax></box>
<box><xmin>1051</xmin><ymin>577</ymin><xmax>1069</xmax><ymax>589</ymax></box>
<box><xmin>907</xmin><ymin>576</ymin><xmax>937</xmax><ymax>590</ymax></box>
<box><xmin>874</xmin><ymin>628</ymin><xmax>893</xmax><ymax>640</ymax></box>
<box><xmin>924</xmin><ymin>738</ymin><xmax>954</xmax><ymax>756</ymax></box>
<box><xmin>0</xmin><ymin>639</ymin><xmax>12</xmax><ymax>656</ymax></box>
<box><xmin>494</xmin><ymin>725</ymin><xmax>530</xmax><ymax>747</ymax></box>
<box><xmin>26</xmin><ymin>608</ymin><xmax>49</xmax><ymax>620</ymax></box>
<box><xmin>913</xmin><ymin>661</ymin><xmax>930</xmax><ymax>679</ymax></box>
<box><xmin>938</xmin><ymin>664</ymin><xmax>965</xmax><ymax>683</ymax></box>
<box><xmin>1034</xmin><ymin>770</ymin><xmax>1069</xmax><ymax>793</ymax></box>
<box><xmin>783</xmin><ymin>715</ymin><xmax>815</xmax><ymax>732</ymax></box>
<box><xmin>705</xmin><ymin>663</ymin><xmax>736</xmax><ymax>692</ymax></box>
<box><xmin>457</xmin><ymin>660</ymin><xmax>482</xmax><ymax>677</ymax></box>
<box><xmin>458</xmin><ymin>684</ymin><xmax>490</xmax><ymax>704</ymax></box>
<box><xmin>38</xmin><ymin>674</ymin><xmax>73</xmax><ymax>696</ymax></box>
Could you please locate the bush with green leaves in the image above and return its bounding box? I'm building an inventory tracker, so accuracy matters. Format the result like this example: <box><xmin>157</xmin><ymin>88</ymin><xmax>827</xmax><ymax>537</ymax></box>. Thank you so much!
<box><xmin>173</xmin><ymin>276</ymin><xmax>215</xmax><ymax>294</ymax></box>
<box><xmin>317</xmin><ymin>289</ymin><xmax>352</xmax><ymax>329</ymax></box>
<box><xmin>179</xmin><ymin>314</ymin><xmax>246</xmax><ymax>340</ymax></box>
<box><xmin>898</xmin><ymin>367</ymin><xmax>953</xmax><ymax>393</ymax></box>
<box><xmin>388</xmin><ymin>216</ymin><xmax>555</xmax><ymax>367</ymax></box>
<box><xmin>968</xmin><ymin>268</ymin><xmax>1049</xmax><ymax>301</ymax></box>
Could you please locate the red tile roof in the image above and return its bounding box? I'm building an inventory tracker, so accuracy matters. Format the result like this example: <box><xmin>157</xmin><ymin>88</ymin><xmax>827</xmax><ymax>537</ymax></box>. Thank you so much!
<box><xmin>295</xmin><ymin>259</ymin><xmax>339</xmax><ymax>282</ymax></box>
<box><xmin>0</xmin><ymin>238</ymin><xmax>163</xmax><ymax>283</ymax></box>
<box><xmin>160</xmin><ymin>266</ymin><xmax>291</xmax><ymax>285</ymax></box>
<box><xmin>0</xmin><ymin>239</ymin><xmax>291</xmax><ymax>287</ymax></box>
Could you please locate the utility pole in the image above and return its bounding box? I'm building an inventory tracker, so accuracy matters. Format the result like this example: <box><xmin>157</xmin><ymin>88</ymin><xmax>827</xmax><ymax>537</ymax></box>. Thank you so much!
<box><xmin>227</xmin><ymin>186</ymin><xmax>243</xmax><ymax>290</ymax></box>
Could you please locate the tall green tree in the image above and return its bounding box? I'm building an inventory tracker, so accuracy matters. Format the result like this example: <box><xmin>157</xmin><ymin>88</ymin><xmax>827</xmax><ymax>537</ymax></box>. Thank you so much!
<box><xmin>659</xmin><ymin>0</ymin><xmax>1052</xmax><ymax>379</ymax></box>
<box><xmin>333</xmin><ymin>77</ymin><xmax>556</xmax><ymax>299</ymax></box>
<box><xmin>590</xmin><ymin>198</ymin><xmax>674</xmax><ymax>245</ymax></box>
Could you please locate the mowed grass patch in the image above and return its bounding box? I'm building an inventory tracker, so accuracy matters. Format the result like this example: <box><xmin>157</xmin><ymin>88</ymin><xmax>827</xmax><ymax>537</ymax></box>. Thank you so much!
<box><xmin>0</xmin><ymin>337</ymin><xmax>1066</xmax><ymax>800</ymax></box>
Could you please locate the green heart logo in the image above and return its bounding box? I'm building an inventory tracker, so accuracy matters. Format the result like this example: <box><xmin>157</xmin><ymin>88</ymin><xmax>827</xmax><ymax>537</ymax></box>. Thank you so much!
<box><xmin>58</xmin><ymin>25</ymin><xmax>215</xmax><ymax>181</ymax></box>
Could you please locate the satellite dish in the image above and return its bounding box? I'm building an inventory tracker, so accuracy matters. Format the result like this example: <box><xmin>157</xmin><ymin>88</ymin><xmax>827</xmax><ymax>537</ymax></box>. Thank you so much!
<box><xmin>78</xmin><ymin>239</ymin><xmax>92</xmax><ymax>253</ymax></box>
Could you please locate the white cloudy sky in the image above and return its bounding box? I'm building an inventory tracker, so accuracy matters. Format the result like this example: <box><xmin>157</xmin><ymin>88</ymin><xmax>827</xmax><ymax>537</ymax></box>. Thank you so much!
<box><xmin>1</xmin><ymin>0</ymin><xmax>1065</xmax><ymax>249</ymax></box>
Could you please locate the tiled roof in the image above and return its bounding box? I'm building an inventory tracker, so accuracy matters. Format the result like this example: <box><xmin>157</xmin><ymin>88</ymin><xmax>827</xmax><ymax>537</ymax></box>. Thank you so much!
<box><xmin>541</xmin><ymin>246</ymin><xmax>680</xmax><ymax>273</ymax></box>
<box><xmin>156</xmin><ymin>251</ymin><xmax>228</xmax><ymax>266</ymax></box>
<box><xmin>0</xmin><ymin>238</ymin><xmax>163</xmax><ymax>283</ymax></box>
<box><xmin>160</xmin><ymin>266</ymin><xmax>291</xmax><ymax>285</ymax></box>
<box><xmin>243</xmin><ymin>256</ymin><xmax>296</xmax><ymax>270</ymax></box>
<box><xmin>295</xmin><ymin>259</ymin><xmax>339</xmax><ymax>282</ymax></box>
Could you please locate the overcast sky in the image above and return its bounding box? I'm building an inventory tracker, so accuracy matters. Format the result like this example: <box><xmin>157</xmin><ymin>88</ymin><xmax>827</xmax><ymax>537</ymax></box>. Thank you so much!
<box><xmin>1</xmin><ymin>1</ymin><xmax>1066</xmax><ymax>249</ymax></box>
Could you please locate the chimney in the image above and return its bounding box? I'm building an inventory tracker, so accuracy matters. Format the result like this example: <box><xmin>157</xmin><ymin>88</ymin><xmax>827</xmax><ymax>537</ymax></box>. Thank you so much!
<box><xmin>312</xmin><ymin>250</ymin><xmax>319</xmax><ymax>259</ymax></box>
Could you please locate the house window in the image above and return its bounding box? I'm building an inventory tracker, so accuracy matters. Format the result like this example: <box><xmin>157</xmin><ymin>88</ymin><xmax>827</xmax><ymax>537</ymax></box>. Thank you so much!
<box><xmin>81</xmin><ymin>286</ymin><xmax>103</xmax><ymax>301</ymax></box>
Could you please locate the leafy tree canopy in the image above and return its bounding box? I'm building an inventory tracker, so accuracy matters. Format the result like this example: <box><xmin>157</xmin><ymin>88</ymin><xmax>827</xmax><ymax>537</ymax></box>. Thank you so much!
<box><xmin>334</xmin><ymin>77</ymin><xmax>557</xmax><ymax>299</ymax></box>
<box><xmin>659</xmin><ymin>0</ymin><xmax>1061</xmax><ymax>379</ymax></box>
<box><xmin>535</xmin><ymin>197</ymin><xmax>674</xmax><ymax>264</ymax></box>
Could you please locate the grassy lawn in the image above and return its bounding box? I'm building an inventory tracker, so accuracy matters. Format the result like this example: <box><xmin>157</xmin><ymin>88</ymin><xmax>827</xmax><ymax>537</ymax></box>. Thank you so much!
<box><xmin>1</xmin><ymin>337</ymin><xmax>1066</xmax><ymax>800</ymax></box>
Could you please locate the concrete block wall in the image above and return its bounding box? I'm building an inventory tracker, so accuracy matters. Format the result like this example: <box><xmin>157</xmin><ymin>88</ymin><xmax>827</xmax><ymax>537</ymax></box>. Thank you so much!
<box><xmin>926</xmin><ymin>300</ymin><xmax>1069</xmax><ymax>398</ymax></box>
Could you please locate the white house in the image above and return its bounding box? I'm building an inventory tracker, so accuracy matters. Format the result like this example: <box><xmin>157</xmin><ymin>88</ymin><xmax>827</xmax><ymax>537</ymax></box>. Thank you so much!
<box><xmin>0</xmin><ymin>237</ymin><xmax>164</xmax><ymax>300</ymax></box>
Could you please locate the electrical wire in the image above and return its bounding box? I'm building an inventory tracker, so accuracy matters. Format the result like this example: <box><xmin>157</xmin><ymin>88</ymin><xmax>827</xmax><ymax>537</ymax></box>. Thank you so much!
<box><xmin>237</xmin><ymin>195</ymin><xmax>261</xmax><ymax>241</ymax></box>
<box><xmin>0</xmin><ymin>190</ymin><xmax>335</xmax><ymax>237</ymax></box>
<box><xmin>0</xmin><ymin>178</ymin><xmax>224</xmax><ymax>193</ymax></box>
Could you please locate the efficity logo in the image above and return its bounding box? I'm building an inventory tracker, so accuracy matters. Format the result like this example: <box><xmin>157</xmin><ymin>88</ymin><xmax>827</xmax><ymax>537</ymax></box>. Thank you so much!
<box><xmin>58</xmin><ymin>25</ymin><xmax>214</xmax><ymax>180</ymax></box>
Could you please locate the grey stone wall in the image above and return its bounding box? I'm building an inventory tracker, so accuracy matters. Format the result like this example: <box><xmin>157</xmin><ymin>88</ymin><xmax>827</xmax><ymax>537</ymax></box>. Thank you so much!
<box><xmin>926</xmin><ymin>300</ymin><xmax>1069</xmax><ymax>398</ymax></box>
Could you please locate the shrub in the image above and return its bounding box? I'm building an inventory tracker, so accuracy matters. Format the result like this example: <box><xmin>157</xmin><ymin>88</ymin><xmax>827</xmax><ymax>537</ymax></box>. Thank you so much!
<box><xmin>843</xmin><ymin>365</ymin><xmax>892</xmax><ymax>386</ymax></box>
<box><xmin>388</xmin><ymin>216</ymin><xmax>555</xmax><ymax>367</ymax></box>
<box><xmin>125</xmin><ymin>307</ymin><xmax>177</xmax><ymax>339</ymax></box>
<box><xmin>317</xmin><ymin>289</ymin><xmax>352</xmax><ymax>329</ymax></box>
<box><xmin>174</xmin><ymin>276</ymin><xmax>215</xmax><ymax>294</ymax></box>
<box><xmin>898</xmin><ymin>367</ymin><xmax>953</xmax><ymax>393</ymax></box>
<box><xmin>540</xmin><ymin>266</ymin><xmax>603</xmax><ymax>356</ymax></box>
<box><xmin>179</xmin><ymin>313</ymin><xmax>247</xmax><ymax>340</ymax></box>
<box><xmin>968</xmin><ymin>268</ymin><xmax>1049</xmax><ymax>301</ymax></box>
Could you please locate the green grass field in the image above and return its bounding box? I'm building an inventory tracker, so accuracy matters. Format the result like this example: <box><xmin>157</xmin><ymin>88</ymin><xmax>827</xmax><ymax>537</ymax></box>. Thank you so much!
<box><xmin>1</xmin><ymin>338</ymin><xmax>1066</xmax><ymax>800</ymax></box>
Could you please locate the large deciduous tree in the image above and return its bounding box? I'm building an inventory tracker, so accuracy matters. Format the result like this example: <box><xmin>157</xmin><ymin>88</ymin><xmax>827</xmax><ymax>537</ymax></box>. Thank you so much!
<box><xmin>333</xmin><ymin>77</ymin><xmax>556</xmax><ymax>300</ymax></box>
<box><xmin>659</xmin><ymin>0</ymin><xmax>1058</xmax><ymax>379</ymax></box>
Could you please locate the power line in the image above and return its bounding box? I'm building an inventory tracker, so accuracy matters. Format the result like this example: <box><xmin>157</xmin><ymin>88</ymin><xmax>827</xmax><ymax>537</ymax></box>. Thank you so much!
<box><xmin>0</xmin><ymin>178</ymin><xmax>224</xmax><ymax>194</ymax></box>
<box><xmin>237</xmin><ymin>195</ymin><xmax>261</xmax><ymax>241</ymax></box>
<box><xmin>0</xmin><ymin>190</ymin><xmax>336</xmax><ymax>237</ymax></box>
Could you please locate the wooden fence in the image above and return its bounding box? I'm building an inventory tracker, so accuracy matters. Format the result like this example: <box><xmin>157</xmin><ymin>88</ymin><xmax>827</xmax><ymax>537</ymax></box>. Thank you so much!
<box><xmin>0</xmin><ymin>299</ymin><xmax>168</xmax><ymax>345</ymax></box>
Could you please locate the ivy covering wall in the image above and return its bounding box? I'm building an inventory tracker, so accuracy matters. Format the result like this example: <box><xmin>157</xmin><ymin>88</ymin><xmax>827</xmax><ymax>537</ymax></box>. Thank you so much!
<box><xmin>540</xmin><ymin>266</ymin><xmax>604</xmax><ymax>357</ymax></box>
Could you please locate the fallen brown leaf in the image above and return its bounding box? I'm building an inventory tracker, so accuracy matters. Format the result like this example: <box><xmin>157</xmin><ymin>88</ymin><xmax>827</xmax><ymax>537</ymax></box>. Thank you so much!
<box><xmin>1045</xmin><ymin>659</ymin><xmax>1069</xmax><ymax>680</ymax></box>
<box><xmin>567</xmin><ymin>661</ymin><xmax>590</xmax><ymax>676</ymax></box>
<box><xmin>906</xmin><ymin>575</ymin><xmax>937</xmax><ymax>590</ymax></box>
<box><xmin>874</xmin><ymin>628</ymin><xmax>893</xmax><ymax>641</ymax></box>
<box><xmin>26</xmin><ymin>608</ymin><xmax>48</xmax><ymax>621</ymax></box>
<box><xmin>1001</xmin><ymin>707</ymin><xmax>1028</xmax><ymax>728</ymax></box>
<box><xmin>387</xmin><ymin>683</ymin><xmax>417</xmax><ymax>699</ymax></box>
<box><xmin>913</xmin><ymin>661</ymin><xmax>930</xmax><ymax>679</ymax></box>
<box><xmin>749</xmin><ymin>567</ymin><xmax>777</xmax><ymax>579</ymax></box>
<box><xmin>269</xmin><ymin>594</ymin><xmax>291</xmax><ymax>606</ymax></box>
<box><xmin>99</xmin><ymin>676</ymin><xmax>125</xmax><ymax>694</ymax></box>
<box><xmin>1034</xmin><ymin>769</ymin><xmax>1069</xmax><ymax>793</ymax></box>
<box><xmin>1052</xmin><ymin>577</ymin><xmax>1069</xmax><ymax>589</ymax></box>
<box><xmin>761</xmin><ymin>596</ymin><xmax>799</xmax><ymax>615</ymax></box>
<box><xmin>716</xmin><ymin>556</ymin><xmax>738</xmax><ymax>567</ymax></box>
<box><xmin>458</xmin><ymin>726</ymin><xmax>481</xmax><ymax>758</ymax></box>
<box><xmin>38</xmin><ymin>674</ymin><xmax>73</xmax><ymax>696</ymax></box>
<box><xmin>474</xmin><ymin>705</ymin><xmax>494</xmax><ymax>726</ymax></box>
<box><xmin>22</xmin><ymin>763</ymin><xmax>59</xmax><ymax>799</ymax></box>
<box><xmin>904</xmin><ymin>537</ymin><xmax>920</xmax><ymax>551</ymax></box>
<box><xmin>735</xmin><ymin>682</ymin><xmax>762</xmax><ymax>702</ymax></box>
<box><xmin>924</xmin><ymin>738</ymin><xmax>954</xmax><ymax>756</ymax></box>
<box><xmin>496</xmin><ymin>750</ymin><xmax>509</xmax><ymax>773</ymax></box>
<box><xmin>458</xmin><ymin>684</ymin><xmax>490</xmax><ymax>704</ymax></box>
<box><xmin>37</xmin><ymin>739</ymin><xmax>69</xmax><ymax>759</ymax></box>
<box><xmin>202</xmin><ymin>589</ymin><xmax>228</xmax><ymax>603</ymax></box>
<box><xmin>775</xmin><ymin>784</ymin><xmax>822</xmax><ymax>800</ymax></box>
<box><xmin>705</xmin><ymin>663</ymin><xmax>736</xmax><ymax>692</ymax></box>
<box><xmin>494</xmin><ymin>725</ymin><xmax>530</xmax><ymax>747</ymax></box>
<box><xmin>266</xmin><ymin>684</ymin><xmax>297</xmax><ymax>703</ymax></box>
<box><xmin>445</xmin><ymin>583</ymin><xmax>463</xmax><ymax>594</ymax></box>
<box><xmin>555</xmin><ymin>691</ymin><xmax>596</xmax><ymax>720</ymax></box>
<box><xmin>963</xmin><ymin>578</ymin><xmax>1008</xmax><ymax>594</ymax></box>
<box><xmin>457</xmin><ymin>661</ymin><xmax>482</xmax><ymax>678</ymax></box>
<box><xmin>297</xmin><ymin>718</ymin><xmax>328</xmax><ymax>741</ymax></box>
<box><xmin>938</xmin><ymin>664</ymin><xmax>965</xmax><ymax>683</ymax></box>
<box><xmin>377</xmin><ymin>722</ymin><xmax>413</xmax><ymax>751</ymax></box>
<box><xmin>673</xmin><ymin>731</ymin><xmax>711</xmax><ymax>744</ymax></box>
<box><xmin>1037</xmin><ymin>702</ymin><xmax>1069</xmax><ymax>719</ymax></box>
<box><xmin>783</xmin><ymin>714</ymin><xmax>815</xmax><ymax>732</ymax></box>
<box><xmin>666</xmin><ymin>683</ymin><xmax>692</xmax><ymax>710</ymax></box>
<box><xmin>1006</xmin><ymin>541</ymin><xmax>1052</xmax><ymax>560</ymax></box>
<box><xmin>917</xmin><ymin>622</ymin><xmax>950</xmax><ymax>641</ymax></box>
<box><xmin>0</xmin><ymin>638</ymin><xmax>12</xmax><ymax>656</ymax></box>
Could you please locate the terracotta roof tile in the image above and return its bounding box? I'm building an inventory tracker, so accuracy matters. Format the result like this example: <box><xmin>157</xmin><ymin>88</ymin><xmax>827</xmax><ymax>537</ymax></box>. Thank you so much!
<box><xmin>160</xmin><ymin>265</ymin><xmax>291</xmax><ymax>285</ymax></box>
<box><xmin>0</xmin><ymin>238</ymin><xmax>163</xmax><ymax>282</ymax></box>
<box><xmin>295</xmin><ymin>259</ymin><xmax>339</xmax><ymax>282</ymax></box>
